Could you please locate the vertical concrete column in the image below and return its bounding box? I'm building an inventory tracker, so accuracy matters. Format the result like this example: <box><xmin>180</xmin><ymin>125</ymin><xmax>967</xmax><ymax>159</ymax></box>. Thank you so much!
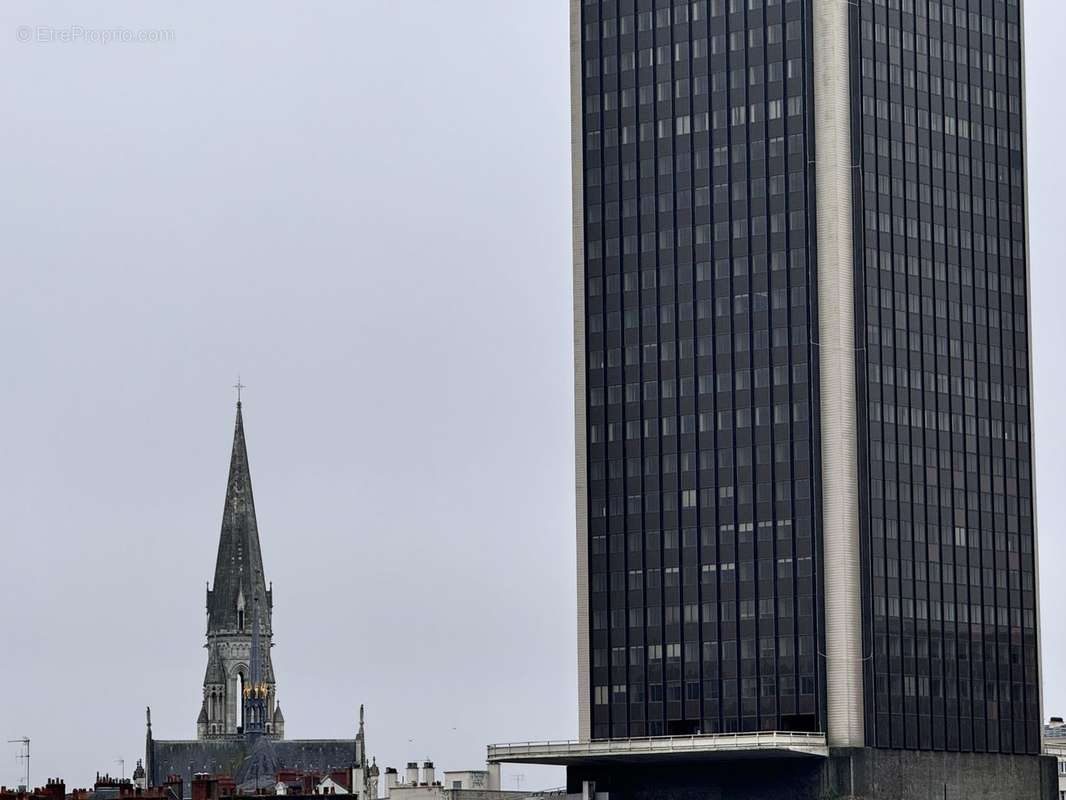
<box><xmin>1015</xmin><ymin>0</ymin><xmax>1045</xmax><ymax>738</ymax></box>
<box><xmin>570</xmin><ymin>0</ymin><xmax>591</xmax><ymax>744</ymax></box>
<box><xmin>813</xmin><ymin>0</ymin><xmax>865</xmax><ymax>748</ymax></box>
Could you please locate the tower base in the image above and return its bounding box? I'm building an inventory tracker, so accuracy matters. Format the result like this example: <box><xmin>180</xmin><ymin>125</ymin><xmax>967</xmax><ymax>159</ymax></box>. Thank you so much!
<box><xmin>565</xmin><ymin>748</ymin><xmax>1057</xmax><ymax>800</ymax></box>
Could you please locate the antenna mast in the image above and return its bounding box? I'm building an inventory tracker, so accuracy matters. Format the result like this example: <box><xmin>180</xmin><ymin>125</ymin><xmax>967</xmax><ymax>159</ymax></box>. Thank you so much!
<box><xmin>7</xmin><ymin>737</ymin><xmax>29</xmax><ymax>790</ymax></box>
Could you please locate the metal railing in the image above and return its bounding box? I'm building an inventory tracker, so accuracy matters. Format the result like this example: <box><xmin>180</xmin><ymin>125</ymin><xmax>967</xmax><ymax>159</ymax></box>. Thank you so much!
<box><xmin>488</xmin><ymin>731</ymin><xmax>828</xmax><ymax>761</ymax></box>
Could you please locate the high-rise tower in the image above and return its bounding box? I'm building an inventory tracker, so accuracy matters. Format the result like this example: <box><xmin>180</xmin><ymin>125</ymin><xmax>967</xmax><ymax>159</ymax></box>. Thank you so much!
<box><xmin>486</xmin><ymin>0</ymin><xmax>1055</xmax><ymax>797</ymax></box>
<box><xmin>198</xmin><ymin>401</ymin><xmax>282</xmax><ymax>739</ymax></box>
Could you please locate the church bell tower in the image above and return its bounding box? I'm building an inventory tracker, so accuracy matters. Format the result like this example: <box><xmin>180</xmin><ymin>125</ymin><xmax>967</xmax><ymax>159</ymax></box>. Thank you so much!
<box><xmin>198</xmin><ymin>399</ymin><xmax>282</xmax><ymax>739</ymax></box>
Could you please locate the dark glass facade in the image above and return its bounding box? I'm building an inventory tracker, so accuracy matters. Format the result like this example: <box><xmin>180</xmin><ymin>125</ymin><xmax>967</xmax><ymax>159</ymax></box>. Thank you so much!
<box><xmin>576</xmin><ymin>0</ymin><xmax>1041</xmax><ymax>757</ymax></box>
<box><xmin>852</xmin><ymin>0</ymin><xmax>1039</xmax><ymax>754</ymax></box>
<box><xmin>579</xmin><ymin>0</ymin><xmax>823</xmax><ymax>739</ymax></box>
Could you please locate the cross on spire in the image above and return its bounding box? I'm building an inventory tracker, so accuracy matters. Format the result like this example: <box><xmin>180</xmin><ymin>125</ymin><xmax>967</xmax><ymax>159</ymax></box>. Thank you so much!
<box><xmin>234</xmin><ymin>377</ymin><xmax>246</xmax><ymax>406</ymax></box>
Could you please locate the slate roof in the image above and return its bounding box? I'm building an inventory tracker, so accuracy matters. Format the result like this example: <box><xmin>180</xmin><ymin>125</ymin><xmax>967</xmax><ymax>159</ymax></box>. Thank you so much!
<box><xmin>149</xmin><ymin>738</ymin><xmax>357</xmax><ymax>798</ymax></box>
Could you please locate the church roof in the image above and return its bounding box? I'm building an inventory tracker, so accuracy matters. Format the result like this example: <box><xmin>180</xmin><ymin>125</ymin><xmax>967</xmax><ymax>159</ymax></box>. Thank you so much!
<box><xmin>206</xmin><ymin>403</ymin><xmax>271</xmax><ymax>634</ymax></box>
<box><xmin>197</xmin><ymin>702</ymin><xmax>209</xmax><ymax>724</ymax></box>
<box><xmin>149</xmin><ymin>738</ymin><xmax>359</xmax><ymax>796</ymax></box>
<box><xmin>273</xmin><ymin>704</ymin><xmax>285</xmax><ymax>722</ymax></box>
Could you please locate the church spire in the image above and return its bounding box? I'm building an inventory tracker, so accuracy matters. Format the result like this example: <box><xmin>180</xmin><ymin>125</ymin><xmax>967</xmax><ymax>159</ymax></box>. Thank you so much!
<box><xmin>355</xmin><ymin>704</ymin><xmax>367</xmax><ymax>768</ymax></box>
<box><xmin>200</xmin><ymin>399</ymin><xmax>279</xmax><ymax>740</ymax></box>
<box><xmin>206</xmin><ymin>401</ymin><xmax>271</xmax><ymax>634</ymax></box>
<box><xmin>145</xmin><ymin>707</ymin><xmax>154</xmax><ymax>786</ymax></box>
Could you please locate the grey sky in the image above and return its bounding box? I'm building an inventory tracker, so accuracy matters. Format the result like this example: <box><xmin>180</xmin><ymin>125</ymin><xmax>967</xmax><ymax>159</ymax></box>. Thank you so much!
<box><xmin>0</xmin><ymin>0</ymin><xmax>1064</xmax><ymax>790</ymax></box>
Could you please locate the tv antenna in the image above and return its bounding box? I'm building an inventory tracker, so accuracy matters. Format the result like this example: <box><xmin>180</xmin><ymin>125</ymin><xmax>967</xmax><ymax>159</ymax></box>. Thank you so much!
<box><xmin>115</xmin><ymin>758</ymin><xmax>126</xmax><ymax>780</ymax></box>
<box><xmin>8</xmin><ymin>737</ymin><xmax>29</xmax><ymax>789</ymax></box>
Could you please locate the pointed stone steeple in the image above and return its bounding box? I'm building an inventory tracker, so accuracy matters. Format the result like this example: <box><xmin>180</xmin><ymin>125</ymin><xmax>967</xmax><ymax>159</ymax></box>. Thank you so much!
<box><xmin>199</xmin><ymin>400</ymin><xmax>280</xmax><ymax>740</ymax></box>
<box><xmin>145</xmin><ymin>707</ymin><xmax>154</xmax><ymax>786</ymax></box>
<box><xmin>207</xmin><ymin>402</ymin><xmax>271</xmax><ymax>633</ymax></box>
<box><xmin>355</xmin><ymin>704</ymin><xmax>367</xmax><ymax>768</ymax></box>
<box><xmin>203</xmin><ymin>645</ymin><xmax>226</xmax><ymax>685</ymax></box>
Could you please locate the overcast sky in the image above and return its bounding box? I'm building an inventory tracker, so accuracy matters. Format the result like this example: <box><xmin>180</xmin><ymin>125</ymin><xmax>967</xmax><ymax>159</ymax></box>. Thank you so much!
<box><xmin>1</xmin><ymin>0</ymin><xmax>1065</xmax><ymax>791</ymax></box>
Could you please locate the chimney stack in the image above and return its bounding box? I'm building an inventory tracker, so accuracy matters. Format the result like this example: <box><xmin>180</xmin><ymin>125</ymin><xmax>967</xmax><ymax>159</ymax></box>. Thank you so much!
<box><xmin>405</xmin><ymin>763</ymin><xmax>419</xmax><ymax>786</ymax></box>
<box><xmin>422</xmin><ymin>763</ymin><xmax>434</xmax><ymax>786</ymax></box>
